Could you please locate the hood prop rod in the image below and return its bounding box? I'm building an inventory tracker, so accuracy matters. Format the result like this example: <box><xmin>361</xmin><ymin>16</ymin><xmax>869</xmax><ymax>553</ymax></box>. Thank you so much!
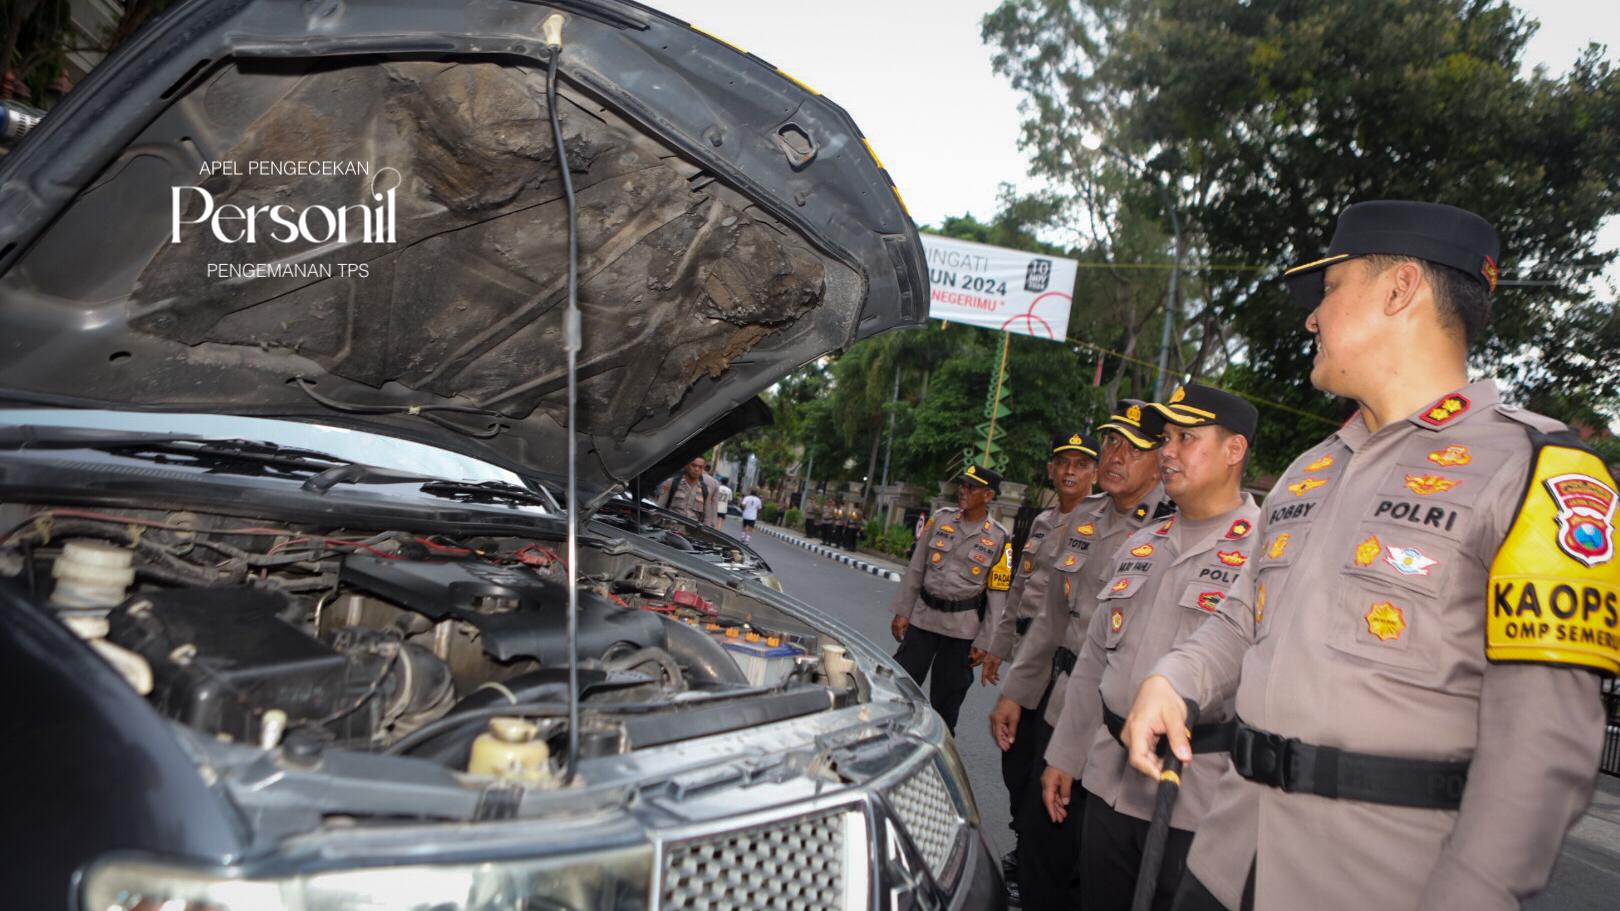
<box><xmin>544</xmin><ymin>14</ymin><xmax>584</xmax><ymax>786</ymax></box>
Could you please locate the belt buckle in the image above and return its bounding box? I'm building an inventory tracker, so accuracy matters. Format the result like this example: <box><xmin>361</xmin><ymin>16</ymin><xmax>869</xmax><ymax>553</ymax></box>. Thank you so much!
<box><xmin>1238</xmin><ymin>727</ymin><xmax>1294</xmax><ymax>790</ymax></box>
<box><xmin>1270</xmin><ymin>734</ymin><xmax>1299</xmax><ymax>792</ymax></box>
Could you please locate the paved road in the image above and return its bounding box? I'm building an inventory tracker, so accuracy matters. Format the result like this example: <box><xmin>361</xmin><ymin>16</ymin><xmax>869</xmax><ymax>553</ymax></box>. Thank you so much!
<box><xmin>728</xmin><ymin>519</ymin><xmax>1620</xmax><ymax>907</ymax></box>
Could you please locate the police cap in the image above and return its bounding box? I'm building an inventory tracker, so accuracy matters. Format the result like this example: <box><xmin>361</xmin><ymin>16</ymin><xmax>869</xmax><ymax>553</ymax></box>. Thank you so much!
<box><xmin>1142</xmin><ymin>383</ymin><xmax>1259</xmax><ymax>443</ymax></box>
<box><xmin>1281</xmin><ymin>200</ymin><xmax>1501</xmax><ymax>307</ymax></box>
<box><xmin>1051</xmin><ymin>432</ymin><xmax>1098</xmax><ymax>458</ymax></box>
<box><xmin>956</xmin><ymin>463</ymin><xmax>1003</xmax><ymax>494</ymax></box>
<box><xmin>1097</xmin><ymin>399</ymin><xmax>1159</xmax><ymax>451</ymax></box>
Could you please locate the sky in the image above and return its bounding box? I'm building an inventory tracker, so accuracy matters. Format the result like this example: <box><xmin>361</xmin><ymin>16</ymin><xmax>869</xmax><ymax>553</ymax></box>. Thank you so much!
<box><xmin>656</xmin><ymin>0</ymin><xmax>1620</xmax><ymax>289</ymax></box>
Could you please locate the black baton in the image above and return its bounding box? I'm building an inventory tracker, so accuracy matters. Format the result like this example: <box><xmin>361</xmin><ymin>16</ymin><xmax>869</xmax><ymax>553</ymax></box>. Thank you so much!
<box><xmin>1130</xmin><ymin>698</ymin><xmax>1200</xmax><ymax>911</ymax></box>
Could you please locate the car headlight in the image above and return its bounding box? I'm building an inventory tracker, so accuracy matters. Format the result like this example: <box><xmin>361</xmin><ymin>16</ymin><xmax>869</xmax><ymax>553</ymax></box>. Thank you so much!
<box><xmin>82</xmin><ymin>845</ymin><xmax>652</xmax><ymax>911</ymax></box>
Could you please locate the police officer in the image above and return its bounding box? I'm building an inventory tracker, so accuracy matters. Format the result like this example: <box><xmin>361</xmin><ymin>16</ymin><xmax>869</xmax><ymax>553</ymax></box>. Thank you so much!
<box><xmin>657</xmin><ymin>457</ymin><xmax>720</xmax><ymax>526</ymax></box>
<box><xmin>1043</xmin><ymin>385</ymin><xmax>1261</xmax><ymax>910</ymax></box>
<box><xmin>973</xmin><ymin>432</ymin><xmax>1098</xmax><ymax>897</ymax></box>
<box><xmin>890</xmin><ymin>464</ymin><xmax>1011</xmax><ymax>733</ymax></box>
<box><xmin>1001</xmin><ymin>403</ymin><xmax>1177</xmax><ymax>908</ymax></box>
<box><xmin>1121</xmin><ymin>202</ymin><xmax>1616</xmax><ymax>911</ymax></box>
<box><xmin>844</xmin><ymin>500</ymin><xmax>864</xmax><ymax>551</ymax></box>
<box><xmin>803</xmin><ymin>496</ymin><xmax>821</xmax><ymax>539</ymax></box>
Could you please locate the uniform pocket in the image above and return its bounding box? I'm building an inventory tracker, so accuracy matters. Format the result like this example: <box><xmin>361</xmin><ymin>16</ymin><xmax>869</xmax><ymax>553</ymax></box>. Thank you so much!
<box><xmin>1325</xmin><ymin>581</ymin><xmax>1434</xmax><ymax>673</ymax></box>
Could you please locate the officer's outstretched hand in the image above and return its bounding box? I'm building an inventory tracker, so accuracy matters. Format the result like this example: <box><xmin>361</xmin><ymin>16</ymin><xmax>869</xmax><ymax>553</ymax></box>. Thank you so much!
<box><xmin>1041</xmin><ymin>765</ymin><xmax>1074</xmax><ymax>824</ymax></box>
<box><xmin>989</xmin><ymin>696</ymin><xmax>1020</xmax><ymax>751</ymax></box>
<box><xmin>890</xmin><ymin>615</ymin><xmax>909</xmax><ymax>643</ymax></box>
<box><xmin>1123</xmin><ymin>674</ymin><xmax>1192</xmax><ymax>779</ymax></box>
<box><xmin>979</xmin><ymin>654</ymin><xmax>1002</xmax><ymax>686</ymax></box>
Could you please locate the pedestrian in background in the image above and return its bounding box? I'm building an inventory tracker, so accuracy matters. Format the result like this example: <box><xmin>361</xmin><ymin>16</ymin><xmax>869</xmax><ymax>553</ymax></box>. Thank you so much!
<box><xmin>740</xmin><ymin>489</ymin><xmax>763</xmax><ymax>543</ymax></box>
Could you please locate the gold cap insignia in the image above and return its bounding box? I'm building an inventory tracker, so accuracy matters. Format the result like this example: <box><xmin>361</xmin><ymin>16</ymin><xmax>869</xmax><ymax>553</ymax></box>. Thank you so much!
<box><xmin>1169</xmin><ymin>386</ymin><xmax>1187</xmax><ymax>404</ymax></box>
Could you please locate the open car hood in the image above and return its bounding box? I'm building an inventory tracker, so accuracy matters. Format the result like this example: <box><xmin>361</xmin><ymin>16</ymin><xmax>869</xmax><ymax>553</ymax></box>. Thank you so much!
<box><xmin>0</xmin><ymin>0</ymin><xmax>925</xmax><ymax>506</ymax></box>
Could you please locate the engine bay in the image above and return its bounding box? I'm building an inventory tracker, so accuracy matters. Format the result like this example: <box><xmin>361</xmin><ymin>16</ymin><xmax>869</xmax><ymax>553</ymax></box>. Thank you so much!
<box><xmin>0</xmin><ymin>503</ymin><xmax>860</xmax><ymax>788</ymax></box>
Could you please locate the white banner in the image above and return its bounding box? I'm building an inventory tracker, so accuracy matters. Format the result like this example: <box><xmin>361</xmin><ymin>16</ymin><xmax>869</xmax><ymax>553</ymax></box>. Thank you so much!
<box><xmin>920</xmin><ymin>233</ymin><xmax>1077</xmax><ymax>342</ymax></box>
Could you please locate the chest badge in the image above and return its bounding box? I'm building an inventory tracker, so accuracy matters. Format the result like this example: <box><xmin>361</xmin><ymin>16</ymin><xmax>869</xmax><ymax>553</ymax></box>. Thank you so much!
<box><xmin>940</xmin><ymin>524</ymin><xmax>956</xmax><ymax>534</ymax></box>
<box><xmin>1076</xmin><ymin>522</ymin><xmax>1096</xmax><ymax>537</ymax></box>
<box><xmin>1110</xmin><ymin>605</ymin><xmax>1125</xmax><ymax>631</ymax></box>
<box><xmin>1365</xmin><ymin>602</ymin><xmax>1407</xmax><ymax>641</ymax></box>
<box><xmin>1196</xmin><ymin>591</ymin><xmax>1223</xmax><ymax>613</ymax></box>
<box><xmin>929</xmin><ymin>551</ymin><xmax>943</xmax><ymax>565</ymax></box>
<box><xmin>1354</xmin><ymin>534</ymin><xmax>1382</xmax><ymax>567</ymax></box>
<box><xmin>1267</xmin><ymin>533</ymin><xmax>1292</xmax><ymax>560</ymax></box>
<box><xmin>1305</xmin><ymin>453</ymin><xmax>1335</xmax><ymax>472</ymax></box>
<box><xmin>1385</xmin><ymin>545</ymin><xmax>1440</xmax><ymax>576</ymax></box>
<box><xmin>1130</xmin><ymin>543</ymin><xmax>1155</xmax><ymax>558</ymax></box>
<box><xmin>1217</xmin><ymin>550</ymin><xmax>1247</xmax><ymax>567</ymax></box>
<box><xmin>1110</xmin><ymin>578</ymin><xmax>1131</xmax><ymax>594</ymax></box>
<box><xmin>1021</xmin><ymin>558</ymin><xmax>1035</xmax><ymax>574</ymax></box>
<box><xmin>1545</xmin><ymin>473</ymin><xmax>1618</xmax><ymax>567</ymax></box>
<box><xmin>1428</xmin><ymin>445</ymin><xmax>1472</xmax><ymax>467</ymax></box>
<box><xmin>1405</xmin><ymin>473</ymin><xmax>1461</xmax><ymax>496</ymax></box>
<box><xmin>1225</xmin><ymin>519</ymin><xmax>1253</xmax><ymax>540</ymax></box>
<box><xmin>1287</xmin><ymin>477</ymin><xmax>1328</xmax><ymax>496</ymax></box>
<box><xmin>980</xmin><ymin>536</ymin><xmax>996</xmax><ymax>548</ymax></box>
<box><xmin>1255</xmin><ymin>583</ymin><xmax>1267</xmax><ymax>623</ymax></box>
<box><xmin>1419</xmin><ymin>393</ymin><xmax>1471</xmax><ymax>427</ymax></box>
<box><xmin>1063</xmin><ymin>554</ymin><xmax>1079</xmax><ymax>567</ymax></box>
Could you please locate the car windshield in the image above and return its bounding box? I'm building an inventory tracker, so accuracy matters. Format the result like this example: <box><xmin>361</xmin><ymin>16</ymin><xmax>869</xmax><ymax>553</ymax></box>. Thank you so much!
<box><xmin>0</xmin><ymin>408</ymin><xmax>525</xmax><ymax>486</ymax></box>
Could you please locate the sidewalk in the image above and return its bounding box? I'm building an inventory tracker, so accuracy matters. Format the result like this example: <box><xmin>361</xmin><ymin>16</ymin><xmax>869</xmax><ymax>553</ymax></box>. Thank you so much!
<box><xmin>755</xmin><ymin>523</ymin><xmax>907</xmax><ymax>582</ymax></box>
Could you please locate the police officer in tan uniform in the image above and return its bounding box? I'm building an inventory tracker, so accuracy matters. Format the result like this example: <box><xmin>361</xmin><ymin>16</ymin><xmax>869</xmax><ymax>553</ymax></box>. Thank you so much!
<box><xmin>657</xmin><ymin>457</ymin><xmax>720</xmax><ymax>526</ymax></box>
<box><xmin>890</xmin><ymin>463</ymin><xmax>1012</xmax><ymax>733</ymax></box>
<box><xmin>975</xmin><ymin>432</ymin><xmax>1099</xmax><ymax>901</ymax></box>
<box><xmin>998</xmin><ymin>405</ymin><xmax>1176</xmax><ymax>908</ymax></box>
<box><xmin>1121</xmin><ymin>202</ymin><xmax>1617</xmax><ymax>911</ymax></box>
<box><xmin>1043</xmin><ymin>384</ymin><xmax>1261</xmax><ymax>909</ymax></box>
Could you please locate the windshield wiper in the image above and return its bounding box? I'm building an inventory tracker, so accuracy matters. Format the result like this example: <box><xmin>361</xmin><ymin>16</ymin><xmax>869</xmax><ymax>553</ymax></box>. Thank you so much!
<box><xmin>418</xmin><ymin>479</ymin><xmax>556</xmax><ymax>510</ymax></box>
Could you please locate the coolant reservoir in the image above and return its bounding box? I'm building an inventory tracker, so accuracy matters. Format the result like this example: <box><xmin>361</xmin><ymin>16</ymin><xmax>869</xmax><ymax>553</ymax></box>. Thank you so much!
<box><xmin>468</xmin><ymin>717</ymin><xmax>554</xmax><ymax>785</ymax></box>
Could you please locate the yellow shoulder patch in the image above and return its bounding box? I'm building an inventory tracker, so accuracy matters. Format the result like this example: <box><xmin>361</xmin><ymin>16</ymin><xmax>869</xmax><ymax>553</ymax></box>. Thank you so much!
<box><xmin>1487</xmin><ymin>443</ymin><xmax>1620</xmax><ymax>676</ymax></box>
<box><xmin>987</xmin><ymin>542</ymin><xmax>1013</xmax><ymax>592</ymax></box>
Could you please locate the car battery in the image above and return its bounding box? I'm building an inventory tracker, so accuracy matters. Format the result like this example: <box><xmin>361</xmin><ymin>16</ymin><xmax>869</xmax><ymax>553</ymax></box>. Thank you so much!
<box><xmin>714</xmin><ymin>631</ymin><xmax>804</xmax><ymax>687</ymax></box>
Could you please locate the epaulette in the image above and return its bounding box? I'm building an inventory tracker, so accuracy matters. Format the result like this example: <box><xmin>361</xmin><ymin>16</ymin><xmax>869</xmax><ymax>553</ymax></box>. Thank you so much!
<box><xmin>1486</xmin><ymin>419</ymin><xmax>1620</xmax><ymax>677</ymax></box>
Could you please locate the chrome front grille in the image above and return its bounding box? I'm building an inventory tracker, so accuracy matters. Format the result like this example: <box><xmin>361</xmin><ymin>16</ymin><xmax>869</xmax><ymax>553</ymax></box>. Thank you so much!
<box><xmin>888</xmin><ymin>760</ymin><xmax>963</xmax><ymax>881</ymax></box>
<box><xmin>661</xmin><ymin>809</ymin><xmax>846</xmax><ymax>910</ymax></box>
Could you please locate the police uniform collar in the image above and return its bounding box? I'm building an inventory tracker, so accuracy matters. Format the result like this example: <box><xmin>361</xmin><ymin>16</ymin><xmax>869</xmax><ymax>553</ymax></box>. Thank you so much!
<box><xmin>1404</xmin><ymin>380</ymin><xmax>1499</xmax><ymax>433</ymax></box>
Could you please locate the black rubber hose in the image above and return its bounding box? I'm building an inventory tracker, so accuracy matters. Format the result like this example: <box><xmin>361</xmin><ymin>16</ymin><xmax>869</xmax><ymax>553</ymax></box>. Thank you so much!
<box><xmin>658</xmin><ymin>615</ymin><xmax>749</xmax><ymax>686</ymax></box>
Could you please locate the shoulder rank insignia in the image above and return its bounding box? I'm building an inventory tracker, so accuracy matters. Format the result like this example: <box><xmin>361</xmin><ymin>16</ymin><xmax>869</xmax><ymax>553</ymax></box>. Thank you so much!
<box><xmin>1217</xmin><ymin>550</ymin><xmax>1247</xmax><ymax>567</ymax></box>
<box><xmin>1419</xmin><ymin>393</ymin><xmax>1471</xmax><ymax>427</ymax></box>
<box><xmin>1224</xmin><ymin>519</ymin><xmax>1253</xmax><ymax>540</ymax></box>
<box><xmin>1487</xmin><ymin>434</ymin><xmax>1620</xmax><ymax>676</ymax></box>
<box><xmin>1305</xmin><ymin>453</ymin><xmax>1334</xmax><ymax>472</ymax></box>
<box><xmin>1404</xmin><ymin>473</ymin><xmax>1460</xmax><ymax>496</ymax></box>
<box><xmin>1196</xmin><ymin>591</ymin><xmax>1223</xmax><ymax>613</ymax></box>
<box><xmin>1428</xmin><ymin>445</ymin><xmax>1472</xmax><ymax>467</ymax></box>
<box><xmin>1130</xmin><ymin>543</ymin><xmax>1155</xmax><ymax>558</ymax></box>
<box><xmin>1267</xmin><ymin>533</ymin><xmax>1292</xmax><ymax>560</ymax></box>
<box><xmin>1354</xmin><ymin>534</ymin><xmax>1382</xmax><ymax>567</ymax></box>
<box><xmin>1133</xmin><ymin>505</ymin><xmax>1149</xmax><ymax>520</ymax></box>
<box><xmin>1287</xmin><ymin>477</ymin><xmax>1328</xmax><ymax>496</ymax></box>
<box><xmin>1365</xmin><ymin>602</ymin><xmax>1406</xmax><ymax>641</ymax></box>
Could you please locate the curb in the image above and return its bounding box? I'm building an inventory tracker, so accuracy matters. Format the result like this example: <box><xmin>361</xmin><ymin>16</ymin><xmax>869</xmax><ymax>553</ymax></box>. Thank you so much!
<box><xmin>758</xmin><ymin>525</ymin><xmax>904</xmax><ymax>582</ymax></box>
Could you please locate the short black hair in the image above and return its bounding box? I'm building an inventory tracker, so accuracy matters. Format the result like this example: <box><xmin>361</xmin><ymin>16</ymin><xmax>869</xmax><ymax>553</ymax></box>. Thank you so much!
<box><xmin>1363</xmin><ymin>255</ymin><xmax>1491</xmax><ymax>346</ymax></box>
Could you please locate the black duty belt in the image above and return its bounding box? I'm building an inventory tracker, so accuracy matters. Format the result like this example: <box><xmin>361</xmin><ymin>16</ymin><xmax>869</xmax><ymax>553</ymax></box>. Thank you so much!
<box><xmin>1015</xmin><ymin>616</ymin><xmax>1033</xmax><ymax>636</ymax></box>
<box><xmin>1052</xmin><ymin>646</ymin><xmax>1077</xmax><ymax>677</ymax></box>
<box><xmin>1104</xmin><ymin>706</ymin><xmax>1236</xmax><ymax>754</ymax></box>
<box><xmin>1231</xmin><ymin>719</ymin><xmax>1469</xmax><ymax>810</ymax></box>
<box><xmin>920</xmin><ymin>589</ymin><xmax>987</xmax><ymax>615</ymax></box>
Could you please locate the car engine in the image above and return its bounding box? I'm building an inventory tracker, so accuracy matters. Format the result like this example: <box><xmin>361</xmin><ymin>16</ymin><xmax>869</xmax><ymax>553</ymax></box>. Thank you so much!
<box><xmin>0</xmin><ymin>503</ymin><xmax>858</xmax><ymax>782</ymax></box>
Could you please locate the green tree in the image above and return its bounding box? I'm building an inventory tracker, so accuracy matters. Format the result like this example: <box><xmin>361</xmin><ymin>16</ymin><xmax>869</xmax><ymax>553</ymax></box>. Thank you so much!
<box><xmin>984</xmin><ymin>0</ymin><xmax>1620</xmax><ymax>471</ymax></box>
